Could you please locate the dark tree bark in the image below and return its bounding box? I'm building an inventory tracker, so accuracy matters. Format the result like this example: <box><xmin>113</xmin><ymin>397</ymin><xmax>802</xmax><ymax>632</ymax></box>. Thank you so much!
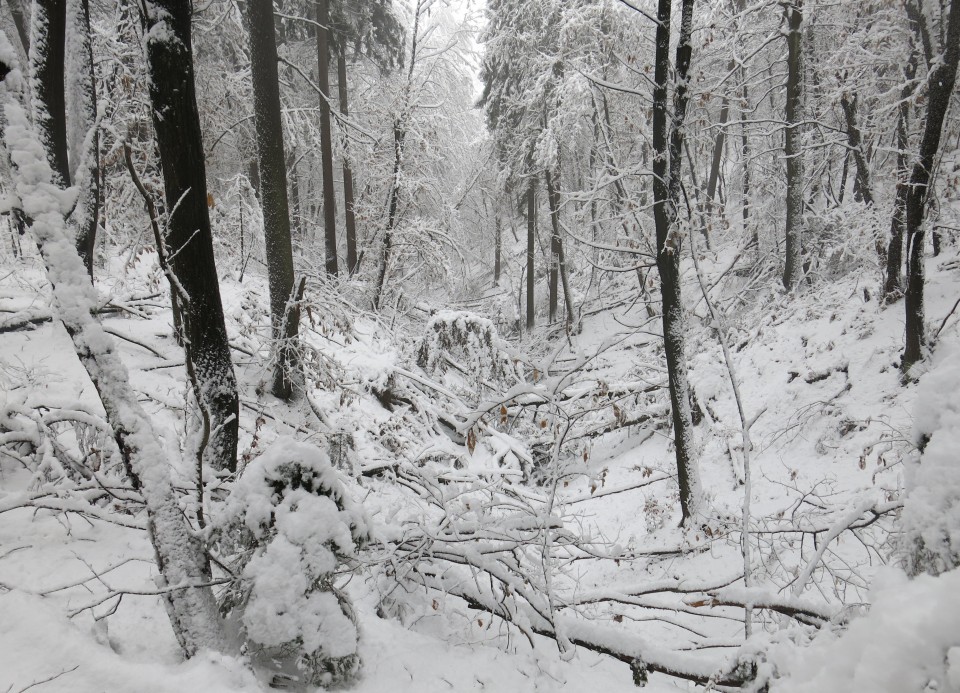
<box><xmin>782</xmin><ymin>0</ymin><xmax>804</xmax><ymax>290</ymax></box>
<box><xmin>144</xmin><ymin>0</ymin><xmax>239</xmax><ymax>472</ymax></box>
<box><xmin>653</xmin><ymin>0</ymin><xmax>702</xmax><ymax>525</ymax></box>
<box><xmin>337</xmin><ymin>45</ymin><xmax>358</xmax><ymax>274</ymax></box>
<box><xmin>29</xmin><ymin>0</ymin><xmax>69</xmax><ymax>187</ymax></box>
<box><xmin>65</xmin><ymin>0</ymin><xmax>99</xmax><ymax>279</ymax></box>
<box><xmin>902</xmin><ymin>0</ymin><xmax>960</xmax><ymax>373</ymax></box>
<box><xmin>526</xmin><ymin>178</ymin><xmax>535</xmax><ymax>331</ymax></box>
<box><xmin>315</xmin><ymin>0</ymin><xmax>338</xmax><ymax>275</ymax></box>
<box><xmin>248</xmin><ymin>0</ymin><xmax>299</xmax><ymax>400</ymax></box>
<box><xmin>839</xmin><ymin>92</ymin><xmax>872</xmax><ymax>206</ymax></box>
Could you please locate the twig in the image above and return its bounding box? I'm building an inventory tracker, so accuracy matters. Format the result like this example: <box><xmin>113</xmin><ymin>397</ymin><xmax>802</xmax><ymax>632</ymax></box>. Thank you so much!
<box><xmin>12</xmin><ymin>666</ymin><xmax>79</xmax><ymax>693</ymax></box>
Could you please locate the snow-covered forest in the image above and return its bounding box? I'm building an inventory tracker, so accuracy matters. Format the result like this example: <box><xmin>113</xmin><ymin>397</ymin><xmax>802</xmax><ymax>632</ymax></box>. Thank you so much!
<box><xmin>1</xmin><ymin>0</ymin><xmax>959</xmax><ymax>689</ymax></box>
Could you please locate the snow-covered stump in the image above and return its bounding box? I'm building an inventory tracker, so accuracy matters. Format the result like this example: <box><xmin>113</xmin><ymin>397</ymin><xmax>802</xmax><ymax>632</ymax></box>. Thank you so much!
<box><xmin>215</xmin><ymin>438</ymin><xmax>369</xmax><ymax>687</ymax></box>
<box><xmin>0</xmin><ymin>35</ymin><xmax>229</xmax><ymax>657</ymax></box>
<box><xmin>416</xmin><ymin>310</ymin><xmax>516</xmax><ymax>388</ymax></box>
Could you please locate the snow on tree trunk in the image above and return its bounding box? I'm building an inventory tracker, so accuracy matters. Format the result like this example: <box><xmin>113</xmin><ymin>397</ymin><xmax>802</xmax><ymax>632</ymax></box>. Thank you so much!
<box><xmin>0</xmin><ymin>36</ymin><xmax>229</xmax><ymax>657</ymax></box>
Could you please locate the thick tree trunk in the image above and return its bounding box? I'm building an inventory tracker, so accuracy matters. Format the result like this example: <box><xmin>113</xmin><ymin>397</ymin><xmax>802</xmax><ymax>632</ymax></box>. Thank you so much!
<box><xmin>248</xmin><ymin>0</ymin><xmax>299</xmax><ymax>400</ymax></box>
<box><xmin>902</xmin><ymin>0</ymin><xmax>960</xmax><ymax>373</ymax></box>
<box><xmin>653</xmin><ymin>0</ymin><xmax>702</xmax><ymax>525</ymax></box>
<box><xmin>65</xmin><ymin>0</ymin><xmax>99</xmax><ymax>279</ymax></box>
<box><xmin>782</xmin><ymin>0</ymin><xmax>804</xmax><ymax>290</ymax></box>
<box><xmin>29</xmin><ymin>0</ymin><xmax>69</xmax><ymax>187</ymax></box>
<box><xmin>526</xmin><ymin>178</ymin><xmax>535</xmax><ymax>331</ymax></box>
<box><xmin>337</xmin><ymin>46</ymin><xmax>358</xmax><ymax>275</ymax></box>
<box><xmin>0</xmin><ymin>52</ymin><xmax>229</xmax><ymax>659</ymax></box>
<box><xmin>315</xmin><ymin>0</ymin><xmax>338</xmax><ymax>275</ymax></box>
<box><xmin>144</xmin><ymin>0</ymin><xmax>239</xmax><ymax>472</ymax></box>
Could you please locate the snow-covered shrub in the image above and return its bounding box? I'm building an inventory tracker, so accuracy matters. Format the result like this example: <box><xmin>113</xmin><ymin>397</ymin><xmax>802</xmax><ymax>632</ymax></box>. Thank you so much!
<box><xmin>215</xmin><ymin>438</ymin><xmax>370</xmax><ymax>686</ymax></box>
<box><xmin>902</xmin><ymin>344</ymin><xmax>960</xmax><ymax>576</ymax></box>
<box><xmin>416</xmin><ymin>310</ymin><xmax>515</xmax><ymax>385</ymax></box>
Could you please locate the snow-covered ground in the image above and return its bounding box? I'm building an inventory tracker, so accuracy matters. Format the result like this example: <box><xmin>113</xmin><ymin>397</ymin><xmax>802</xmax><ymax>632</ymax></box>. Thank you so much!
<box><xmin>2</xmin><ymin>237</ymin><xmax>959</xmax><ymax>691</ymax></box>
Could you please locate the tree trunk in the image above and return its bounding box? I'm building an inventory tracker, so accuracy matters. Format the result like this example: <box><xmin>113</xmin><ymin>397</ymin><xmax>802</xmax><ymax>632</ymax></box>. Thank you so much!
<box><xmin>287</xmin><ymin>150</ymin><xmax>301</xmax><ymax>238</ymax></box>
<box><xmin>545</xmin><ymin>165</ymin><xmax>573</xmax><ymax>326</ymax></box>
<box><xmin>526</xmin><ymin>178</ymin><xmax>535</xmax><ymax>331</ymax></box>
<box><xmin>374</xmin><ymin>122</ymin><xmax>403</xmax><ymax>310</ymax></box>
<box><xmin>29</xmin><ymin>0</ymin><xmax>69</xmax><ymax>187</ymax></box>
<box><xmin>65</xmin><ymin>0</ymin><xmax>99</xmax><ymax>279</ymax></box>
<box><xmin>248</xmin><ymin>0</ymin><xmax>299</xmax><ymax>400</ymax></box>
<box><xmin>740</xmin><ymin>77</ymin><xmax>754</xmax><ymax>249</ymax></box>
<box><xmin>653</xmin><ymin>0</ymin><xmax>702</xmax><ymax>525</ymax></box>
<box><xmin>902</xmin><ymin>0</ymin><xmax>960</xmax><ymax>373</ymax></box>
<box><xmin>884</xmin><ymin>52</ymin><xmax>918</xmax><ymax>300</ymax></box>
<box><xmin>839</xmin><ymin>92</ymin><xmax>873</xmax><ymax>206</ymax></box>
<box><xmin>337</xmin><ymin>45</ymin><xmax>358</xmax><ymax>275</ymax></box>
<box><xmin>315</xmin><ymin>0</ymin><xmax>338</xmax><ymax>275</ymax></box>
<box><xmin>782</xmin><ymin>0</ymin><xmax>804</xmax><ymax>290</ymax></box>
<box><xmin>0</xmin><ymin>52</ymin><xmax>229</xmax><ymax>659</ymax></box>
<box><xmin>144</xmin><ymin>0</ymin><xmax>239</xmax><ymax>472</ymax></box>
<box><xmin>494</xmin><ymin>213</ymin><xmax>501</xmax><ymax>286</ymax></box>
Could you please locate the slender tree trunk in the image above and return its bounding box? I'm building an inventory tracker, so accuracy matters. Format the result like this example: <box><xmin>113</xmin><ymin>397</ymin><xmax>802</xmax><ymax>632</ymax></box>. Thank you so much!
<box><xmin>337</xmin><ymin>45</ymin><xmax>358</xmax><ymax>274</ymax></box>
<box><xmin>65</xmin><ymin>0</ymin><xmax>99</xmax><ymax>279</ymax></box>
<box><xmin>144</xmin><ymin>0</ymin><xmax>239</xmax><ymax>472</ymax></box>
<box><xmin>315</xmin><ymin>0</ymin><xmax>338</xmax><ymax>275</ymax></box>
<box><xmin>653</xmin><ymin>0</ymin><xmax>702</xmax><ymax>525</ymax></box>
<box><xmin>782</xmin><ymin>0</ymin><xmax>804</xmax><ymax>290</ymax></box>
<box><xmin>839</xmin><ymin>92</ymin><xmax>872</xmax><ymax>206</ymax></box>
<box><xmin>701</xmin><ymin>77</ymin><xmax>732</xmax><ymax>250</ymax></box>
<box><xmin>884</xmin><ymin>53</ymin><xmax>918</xmax><ymax>300</ymax></box>
<box><xmin>494</xmin><ymin>213</ymin><xmax>501</xmax><ymax>286</ymax></box>
<box><xmin>903</xmin><ymin>0</ymin><xmax>960</xmax><ymax>373</ymax></box>
<box><xmin>287</xmin><ymin>150</ymin><xmax>301</xmax><ymax>238</ymax></box>
<box><xmin>545</xmin><ymin>165</ymin><xmax>573</xmax><ymax>326</ymax></box>
<box><xmin>374</xmin><ymin>122</ymin><xmax>403</xmax><ymax>310</ymax></box>
<box><xmin>29</xmin><ymin>0</ymin><xmax>69</xmax><ymax>187</ymax></box>
<box><xmin>740</xmin><ymin>77</ymin><xmax>754</xmax><ymax>249</ymax></box>
<box><xmin>526</xmin><ymin>178</ymin><xmax>535</xmax><ymax>331</ymax></box>
<box><xmin>546</xmin><ymin>175</ymin><xmax>559</xmax><ymax>323</ymax></box>
<box><xmin>0</xmin><ymin>48</ymin><xmax>229</xmax><ymax>659</ymax></box>
<box><xmin>248</xmin><ymin>0</ymin><xmax>299</xmax><ymax>400</ymax></box>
